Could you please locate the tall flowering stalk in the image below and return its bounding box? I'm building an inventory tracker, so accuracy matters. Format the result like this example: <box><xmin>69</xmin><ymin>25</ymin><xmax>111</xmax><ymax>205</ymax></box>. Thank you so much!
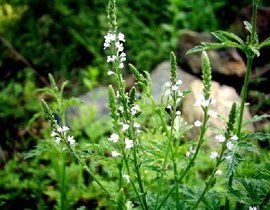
<box><xmin>105</xmin><ymin>0</ymin><xmax>147</xmax><ymax>209</ymax></box>
<box><xmin>156</xmin><ymin>51</ymin><xmax>213</xmax><ymax>209</ymax></box>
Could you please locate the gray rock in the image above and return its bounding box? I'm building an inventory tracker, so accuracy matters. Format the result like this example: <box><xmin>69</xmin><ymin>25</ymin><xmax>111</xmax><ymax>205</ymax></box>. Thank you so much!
<box><xmin>178</xmin><ymin>30</ymin><xmax>246</xmax><ymax>77</ymax></box>
<box><xmin>66</xmin><ymin>87</ymin><xmax>109</xmax><ymax>125</ymax></box>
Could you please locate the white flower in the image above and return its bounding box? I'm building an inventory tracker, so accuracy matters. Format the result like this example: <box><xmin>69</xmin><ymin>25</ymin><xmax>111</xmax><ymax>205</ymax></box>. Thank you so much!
<box><xmin>249</xmin><ymin>206</ymin><xmax>258</xmax><ymax>210</ymax></box>
<box><xmin>125</xmin><ymin>138</ymin><xmax>134</xmax><ymax>149</ymax></box>
<box><xmin>230</xmin><ymin>135</ymin><xmax>238</xmax><ymax>141</ymax></box>
<box><xmin>109</xmin><ymin>133</ymin><xmax>119</xmax><ymax>143</ymax></box>
<box><xmin>134</xmin><ymin>122</ymin><xmax>141</xmax><ymax>129</ymax></box>
<box><xmin>57</xmin><ymin>126</ymin><xmax>69</xmax><ymax>133</ymax></box>
<box><xmin>164</xmin><ymin>82</ymin><xmax>171</xmax><ymax>87</ymax></box>
<box><xmin>176</xmin><ymin>79</ymin><xmax>182</xmax><ymax>86</ymax></box>
<box><xmin>166</xmin><ymin>105</ymin><xmax>172</xmax><ymax>110</ymax></box>
<box><xmin>107</xmin><ymin>55</ymin><xmax>117</xmax><ymax>63</ymax></box>
<box><xmin>118</xmin><ymin>106</ymin><xmax>124</xmax><ymax>113</ymax></box>
<box><xmin>55</xmin><ymin>137</ymin><xmax>61</xmax><ymax>144</ymax></box>
<box><xmin>172</xmin><ymin>85</ymin><xmax>178</xmax><ymax>91</ymax></box>
<box><xmin>118</xmin><ymin>32</ymin><xmax>125</xmax><ymax>42</ymax></box>
<box><xmin>209</xmin><ymin>110</ymin><xmax>218</xmax><ymax>118</ymax></box>
<box><xmin>186</xmin><ymin>147</ymin><xmax>195</xmax><ymax>157</ymax></box>
<box><xmin>164</xmin><ymin>89</ymin><xmax>171</xmax><ymax>96</ymax></box>
<box><xmin>226</xmin><ymin>141</ymin><xmax>234</xmax><ymax>150</ymax></box>
<box><xmin>176</xmin><ymin>111</ymin><xmax>181</xmax><ymax>116</ymax></box>
<box><xmin>194</xmin><ymin>120</ymin><xmax>202</xmax><ymax>127</ymax></box>
<box><xmin>131</xmin><ymin>105</ymin><xmax>140</xmax><ymax>116</ymax></box>
<box><xmin>215</xmin><ymin>134</ymin><xmax>226</xmax><ymax>143</ymax></box>
<box><xmin>177</xmin><ymin>91</ymin><xmax>183</xmax><ymax>97</ymax></box>
<box><xmin>125</xmin><ymin>200</ymin><xmax>134</xmax><ymax>209</ymax></box>
<box><xmin>116</xmin><ymin>41</ymin><xmax>124</xmax><ymax>52</ymax></box>
<box><xmin>108</xmin><ymin>70</ymin><xmax>115</xmax><ymax>76</ymax></box>
<box><xmin>112</xmin><ymin>151</ymin><xmax>121</xmax><ymax>157</ymax></box>
<box><xmin>51</xmin><ymin>131</ymin><xmax>57</xmax><ymax>137</ymax></box>
<box><xmin>119</xmin><ymin>63</ymin><xmax>124</xmax><ymax>69</ymax></box>
<box><xmin>123</xmin><ymin>174</ymin><xmax>130</xmax><ymax>183</ymax></box>
<box><xmin>103</xmin><ymin>42</ymin><xmax>110</xmax><ymax>49</ymax></box>
<box><xmin>67</xmin><ymin>135</ymin><xmax>75</xmax><ymax>145</ymax></box>
<box><xmin>193</xmin><ymin>94</ymin><xmax>211</xmax><ymax>107</ymax></box>
<box><xmin>210</xmin><ymin>151</ymin><xmax>219</xmax><ymax>159</ymax></box>
<box><xmin>120</xmin><ymin>52</ymin><xmax>126</xmax><ymax>62</ymax></box>
<box><xmin>122</xmin><ymin>123</ymin><xmax>129</xmax><ymax>132</ymax></box>
<box><xmin>215</xmin><ymin>170</ymin><xmax>223</xmax><ymax>176</ymax></box>
<box><xmin>104</xmin><ymin>32</ymin><xmax>116</xmax><ymax>43</ymax></box>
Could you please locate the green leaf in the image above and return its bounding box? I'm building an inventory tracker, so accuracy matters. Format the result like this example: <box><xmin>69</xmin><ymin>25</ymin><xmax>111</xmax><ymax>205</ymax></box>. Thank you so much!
<box><xmin>259</xmin><ymin>37</ymin><xmax>270</xmax><ymax>49</ymax></box>
<box><xmin>212</xmin><ymin>31</ymin><xmax>244</xmax><ymax>45</ymax></box>
<box><xmin>186</xmin><ymin>42</ymin><xmax>225</xmax><ymax>54</ymax></box>
<box><xmin>238</xmin><ymin>141</ymin><xmax>259</xmax><ymax>154</ymax></box>
<box><xmin>244</xmin><ymin>21</ymin><xmax>253</xmax><ymax>34</ymax></box>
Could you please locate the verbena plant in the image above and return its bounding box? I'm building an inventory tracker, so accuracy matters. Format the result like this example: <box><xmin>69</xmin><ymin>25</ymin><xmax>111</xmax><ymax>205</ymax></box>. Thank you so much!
<box><xmin>40</xmin><ymin>0</ymin><xmax>270</xmax><ymax>209</ymax></box>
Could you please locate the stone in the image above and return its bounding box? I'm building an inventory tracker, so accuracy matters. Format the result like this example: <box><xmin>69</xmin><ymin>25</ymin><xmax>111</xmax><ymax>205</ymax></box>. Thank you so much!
<box><xmin>183</xmin><ymin>79</ymin><xmax>254</xmax><ymax>136</ymax></box>
<box><xmin>178</xmin><ymin>30</ymin><xmax>246</xmax><ymax>77</ymax></box>
<box><xmin>151</xmin><ymin>61</ymin><xmax>254</xmax><ymax>138</ymax></box>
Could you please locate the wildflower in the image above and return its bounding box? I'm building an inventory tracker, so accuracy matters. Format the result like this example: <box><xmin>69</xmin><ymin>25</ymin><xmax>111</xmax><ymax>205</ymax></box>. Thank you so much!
<box><xmin>230</xmin><ymin>135</ymin><xmax>238</xmax><ymax>141</ymax></box>
<box><xmin>67</xmin><ymin>135</ymin><xmax>75</xmax><ymax>145</ymax></box>
<box><xmin>215</xmin><ymin>134</ymin><xmax>226</xmax><ymax>143</ymax></box>
<box><xmin>176</xmin><ymin>79</ymin><xmax>182</xmax><ymax>86</ymax></box>
<box><xmin>186</xmin><ymin>147</ymin><xmax>195</xmax><ymax>157</ymax></box>
<box><xmin>131</xmin><ymin>105</ymin><xmax>141</xmax><ymax>116</ymax></box>
<box><xmin>176</xmin><ymin>111</ymin><xmax>181</xmax><ymax>116</ymax></box>
<box><xmin>112</xmin><ymin>151</ymin><xmax>121</xmax><ymax>157</ymax></box>
<box><xmin>104</xmin><ymin>32</ymin><xmax>116</xmax><ymax>49</ymax></box>
<box><xmin>166</xmin><ymin>105</ymin><xmax>172</xmax><ymax>110</ymax></box>
<box><xmin>118</xmin><ymin>32</ymin><xmax>125</xmax><ymax>42</ymax></box>
<box><xmin>210</xmin><ymin>151</ymin><xmax>219</xmax><ymax>159</ymax></box>
<box><xmin>116</xmin><ymin>41</ymin><xmax>124</xmax><ymax>52</ymax></box>
<box><xmin>120</xmin><ymin>52</ymin><xmax>126</xmax><ymax>62</ymax></box>
<box><xmin>226</xmin><ymin>141</ymin><xmax>234</xmax><ymax>150</ymax></box>
<box><xmin>164</xmin><ymin>89</ymin><xmax>171</xmax><ymax>96</ymax></box>
<box><xmin>193</xmin><ymin>94</ymin><xmax>211</xmax><ymax>107</ymax></box>
<box><xmin>109</xmin><ymin>133</ymin><xmax>119</xmax><ymax>143</ymax></box>
<box><xmin>118</xmin><ymin>106</ymin><xmax>124</xmax><ymax>113</ymax></box>
<box><xmin>249</xmin><ymin>206</ymin><xmax>258</xmax><ymax>210</ymax></box>
<box><xmin>125</xmin><ymin>138</ymin><xmax>134</xmax><ymax>149</ymax></box>
<box><xmin>164</xmin><ymin>82</ymin><xmax>171</xmax><ymax>87</ymax></box>
<box><xmin>122</xmin><ymin>123</ymin><xmax>129</xmax><ymax>132</ymax></box>
<box><xmin>51</xmin><ymin>131</ymin><xmax>57</xmax><ymax>137</ymax></box>
<box><xmin>108</xmin><ymin>70</ymin><xmax>115</xmax><ymax>76</ymax></box>
<box><xmin>194</xmin><ymin>120</ymin><xmax>202</xmax><ymax>127</ymax></box>
<box><xmin>209</xmin><ymin>110</ymin><xmax>218</xmax><ymax>118</ymax></box>
<box><xmin>134</xmin><ymin>122</ymin><xmax>141</xmax><ymax>129</ymax></box>
<box><xmin>55</xmin><ymin>137</ymin><xmax>61</xmax><ymax>144</ymax></box>
<box><xmin>125</xmin><ymin>201</ymin><xmax>134</xmax><ymax>209</ymax></box>
<box><xmin>177</xmin><ymin>91</ymin><xmax>183</xmax><ymax>97</ymax></box>
<box><xmin>215</xmin><ymin>170</ymin><xmax>223</xmax><ymax>176</ymax></box>
<box><xmin>57</xmin><ymin>126</ymin><xmax>70</xmax><ymax>133</ymax></box>
<box><xmin>107</xmin><ymin>55</ymin><xmax>117</xmax><ymax>63</ymax></box>
<box><xmin>172</xmin><ymin>85</ymin><xmax>178</xmax><ymax>91</ymax></box>
<box><xmin>123</xmin><ymin>174</ymin><xmax>130</xmax><ymax>183</ymax></box>
<box><xmin>119</xmin><ymin>63</ymin><xmax>124</xmax><ymax>69</ymax></box>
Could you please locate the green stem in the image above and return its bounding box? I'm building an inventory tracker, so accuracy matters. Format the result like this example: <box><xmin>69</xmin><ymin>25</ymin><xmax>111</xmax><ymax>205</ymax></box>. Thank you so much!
<box><xmin>64</xmin><ymin>141</ymin><xmax>113</xmax><ymax>199</ymax></box>
<box><xmin>236</xmin><ymin>56</ymin><xmax>253</xmax><ymax>137</ymax></box>
<box><xmin>193</xmin><ymin>143</ymin><xmax>227</xmax><ymax>209</ymax></box>
<box><xmin>60</xmin><ymin>153</ymin><xmax>66</xmax><ymax>210</ymax></box>
<box><xmin>156</xmin><ymin>108</ymin><xmax>209</xmax><ymax>210</ymax></box>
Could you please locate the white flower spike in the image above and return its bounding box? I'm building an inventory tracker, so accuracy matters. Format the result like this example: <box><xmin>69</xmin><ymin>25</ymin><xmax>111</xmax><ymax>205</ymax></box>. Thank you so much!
<box><xmin>109</xmin><ymin>133</ymin><xmax>119</xmax><ymax>143</ymax></box>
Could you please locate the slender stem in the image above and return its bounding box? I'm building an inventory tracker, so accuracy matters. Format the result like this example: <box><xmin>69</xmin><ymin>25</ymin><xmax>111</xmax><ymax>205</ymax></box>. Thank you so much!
<box><xmin>236</xmin><ymin>56</ymin><xmax>253</xmax><ymax>136</ymax></box>
<box><xmin>63</xmin><ymin>141</ymin><xmax>113</xmax><ymax>199</ymax></box>
<box><xmin>60</xmin><ymin>153</ymin><xmax>66</xmax><ymax>210</ymax></box>
<box><xmin>156</xmin><ymin>108</ymin><xmax>209</xmax><ymax>210</ymax></box>
<box><xmin>193</xmin><ymin>143</ymin><xmax>227</xmax><ymax>209</ymax></box>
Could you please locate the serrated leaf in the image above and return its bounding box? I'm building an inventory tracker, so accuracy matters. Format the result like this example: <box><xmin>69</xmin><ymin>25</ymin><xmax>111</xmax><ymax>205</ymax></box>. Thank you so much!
<box><xmin>238</xmin><ymin>141</ymin><xmax>259</xmax><ymax>153</ymax></box>
<box><xmin>242</xmin><ymin>132</ymin><xmax>270</xmax><ymax>141</ymax></box>
<box><xmin>244</xmin><ymin>114</ymin><xmax>270</xmax><ymax>126</ymax></box>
